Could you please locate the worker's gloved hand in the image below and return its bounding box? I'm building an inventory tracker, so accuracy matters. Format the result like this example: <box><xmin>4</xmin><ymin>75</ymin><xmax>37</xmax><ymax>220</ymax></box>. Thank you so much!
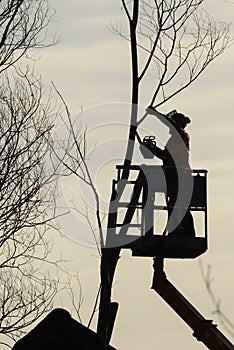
<box><xmin>143</xmin><ymin>141</ymin><xmax>154</xmax><ymax>152</ymax></box>
<box><xmin>146</xmin><ymin>106</ymin><xmax>156</xmax><ymax>115</ymax></box>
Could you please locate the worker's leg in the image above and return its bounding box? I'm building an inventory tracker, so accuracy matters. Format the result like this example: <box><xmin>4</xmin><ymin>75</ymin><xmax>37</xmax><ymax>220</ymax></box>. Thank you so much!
<box><xmin>180</xmin><ymin>211</ymin><xmax>196</xmax><ymax>237</ymax></box>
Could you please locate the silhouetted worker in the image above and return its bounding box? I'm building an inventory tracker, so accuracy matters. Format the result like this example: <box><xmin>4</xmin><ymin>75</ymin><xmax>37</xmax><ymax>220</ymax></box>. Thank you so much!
<box><xmin>144</xmin><ymin>107</ymin><xmax>195</xmax><ymax>237</ymax></box>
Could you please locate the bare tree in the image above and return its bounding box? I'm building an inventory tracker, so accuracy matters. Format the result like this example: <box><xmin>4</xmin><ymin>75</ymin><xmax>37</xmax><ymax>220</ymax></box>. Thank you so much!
<box><xmin>0</xmin><ymin>68</ymin><xmax>61</xmax><ymax>348</ymax></box>
<box><xmin>0</xmin><ymin>0</ymin><xmax>64</xmax><ymax>348</ymax></box>
<box><xmin>31</xmin><ymin>85</ymin><xmax>105</xmax><ymax>342</ymax></box>
<box><xmin>111</xmin><ymin>0</ymin><xmax>232</xmax><ymax>170</ymax></box>
<box><xmin>97</xmin><ymin>0</ymin><xmax>233</xmax><ymax>343</ymax></box>
<box><xmin>0</xmin><ymin>0</ymin><xmax>55</xmax><ymax>73</ymax></box>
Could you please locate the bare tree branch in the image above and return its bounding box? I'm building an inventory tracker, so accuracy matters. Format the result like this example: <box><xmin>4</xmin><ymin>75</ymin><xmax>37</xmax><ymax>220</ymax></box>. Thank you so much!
<box><xmin>114</xmin><ymin>0</ymin><xmax>232</xmax><ymax>109</ymax></box>
<box><xmin>0</xmin><ymin>0</ymin><xmax>57</xmax><ymax>73</ymax></box>
<box><xmin>199</xmin><ymin>261</ymin><xmax>234</xmax><ymax>338</ymax></box>
<box><xmin>0</xmin><ymin>68</ymin><xmax>63</xmax><ymax>346</ymax></box>
<box><xmin>51</xmin><ymin>83</ymin><xmax>105</xmax><ymax>249</ymax></box>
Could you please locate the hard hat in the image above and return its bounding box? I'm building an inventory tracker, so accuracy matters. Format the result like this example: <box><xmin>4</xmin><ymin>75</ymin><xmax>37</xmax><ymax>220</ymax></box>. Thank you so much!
<box><xmin>171</xmin><ymin>113</ymin><xmax>191</xmax><ymax>127</ymax></box>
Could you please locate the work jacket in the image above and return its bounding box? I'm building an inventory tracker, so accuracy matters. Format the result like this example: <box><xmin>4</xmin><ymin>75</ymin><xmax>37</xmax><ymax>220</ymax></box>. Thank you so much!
<box><xmin>152</xmin><ymin>129</ymin><xmax>190</xmax><ymax>169</ymax></box>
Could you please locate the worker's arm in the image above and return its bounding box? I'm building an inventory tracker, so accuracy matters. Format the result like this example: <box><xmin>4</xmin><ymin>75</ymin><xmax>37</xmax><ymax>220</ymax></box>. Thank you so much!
<box><xmin>146</xmin><ymin>106</ymin><xmax>177</xmax><ymax>130</ymax></box>
<box><xmin>144</xmin><ymin>141</ymin><xmax>165</xmax><ymax>160</ymax></box>
<box><xmin>152</xmin><ymin>145</ymin><xmax>165</xmax><ymax>160</ymax></box>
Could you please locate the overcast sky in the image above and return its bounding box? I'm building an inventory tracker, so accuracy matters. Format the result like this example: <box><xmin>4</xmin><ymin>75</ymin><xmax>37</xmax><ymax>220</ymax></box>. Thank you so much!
<box><xmin>36</xmin><ymin>1</ymin><xmax>234</xmax><ymax>349</ymax></box>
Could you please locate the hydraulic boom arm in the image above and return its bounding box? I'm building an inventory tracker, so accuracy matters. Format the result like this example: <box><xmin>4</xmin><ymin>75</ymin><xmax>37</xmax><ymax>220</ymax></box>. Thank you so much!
<box><xmin>152</xmin><ymin>259</ymin><xmax>234</xmax><ymax>350</ymax></box>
